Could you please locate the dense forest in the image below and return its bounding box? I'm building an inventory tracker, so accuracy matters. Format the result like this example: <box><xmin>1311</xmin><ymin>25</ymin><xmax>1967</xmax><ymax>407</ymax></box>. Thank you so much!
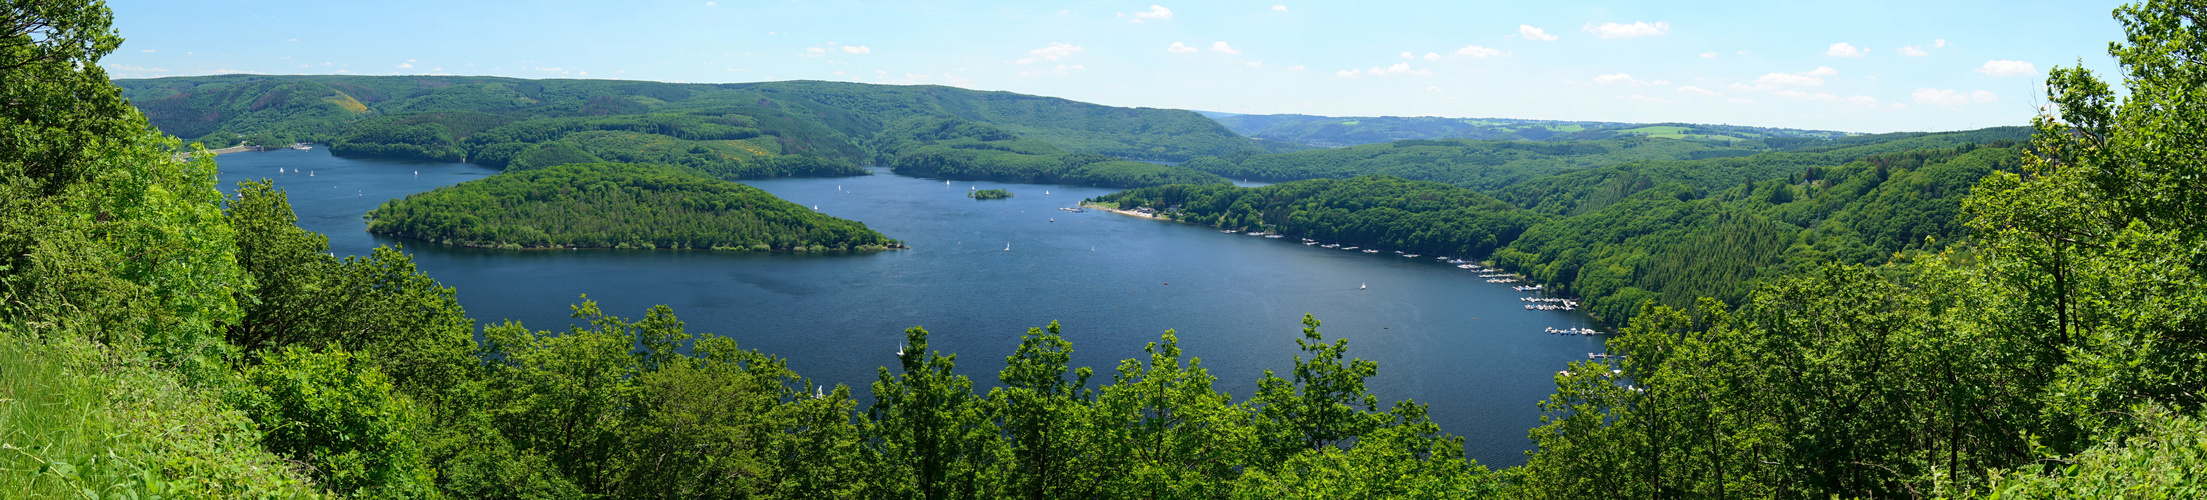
<box><xmin>1097</xmin><ymin>139</ymin><xmax>2027</xmax><ymax>323</ymax></box>
<box><xmin>1091</xmin><ymin>177</ymin><xmax>1547</xmax><ymax>259</ymax></box>
<box><xmin>364</xmin><ymin>163</ymin><xmax>900</xmax><ymax>251</ymax></box>
<box><xmin>8</xmin><ymin>1</ymin><xmax>2205</xmax><ymax>498</ymax></box>
<box><xmin>1180</xmin><ymin>136</ymin><xmax>1767</xmax><ymax>190</ymax></box>
<box><xmin>882</xmin><ymin>116</ymin><xmax>1231</xmax><ymax>188</ymax></box>
<box><xmin>118</xmin><ymin>74</ymin><xmax>1247</xmax><ymax>187</ymax></box>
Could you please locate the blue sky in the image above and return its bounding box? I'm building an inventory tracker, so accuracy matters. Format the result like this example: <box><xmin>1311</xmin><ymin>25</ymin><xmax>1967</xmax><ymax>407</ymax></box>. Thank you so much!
<box><xmin>105</xmin><ymin>1</ymin><xmax>2128</xmax><ymax>133</ymax></box>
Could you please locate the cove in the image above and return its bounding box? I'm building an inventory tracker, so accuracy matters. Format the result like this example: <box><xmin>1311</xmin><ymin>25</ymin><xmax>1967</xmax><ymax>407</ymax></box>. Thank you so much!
<box><xmin>215</xmin><ymin>148</ymin><xmax>1603</xmax><ymax>467</ymax></box>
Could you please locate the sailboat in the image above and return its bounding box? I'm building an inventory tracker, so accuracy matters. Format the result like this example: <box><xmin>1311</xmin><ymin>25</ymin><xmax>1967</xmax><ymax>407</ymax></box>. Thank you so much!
<box><xmin>813</xmin><ymin>205</ymin><xmax>819</xmax><ymax>211</ymax></box>
<box><xmin>1004</xmin><ymin>242</ymin><xmax>1011</xmax><ymax>251</ymax></box>
<box><xmin>1045</xmin><ymin>190</ymin><xmax>1050</xmax><ymax>195</ymax></box>
<box><xmin>1360</xmin><ymin>283</ymin><xmax>1367</xmax><ymax>290</ymax></box>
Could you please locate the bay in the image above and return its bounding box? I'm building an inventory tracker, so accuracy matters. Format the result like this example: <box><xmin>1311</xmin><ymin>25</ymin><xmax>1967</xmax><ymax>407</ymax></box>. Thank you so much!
<box><xmin>215</xmin><ymin>147</ymin><xmax>1602</xmax><ymax>467</ymax></box>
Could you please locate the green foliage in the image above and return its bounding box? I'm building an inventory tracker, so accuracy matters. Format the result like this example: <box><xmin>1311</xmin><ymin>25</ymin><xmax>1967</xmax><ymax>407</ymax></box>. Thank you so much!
<box><xmin>366</xmin><ymin>163</ymin><xmax>900</xmax><ymax>250</ymax></box>
<box><xmin>1183</xmin><ymin>136</ymin><xmax>1769</xmax><ymax>191</ymax></box>
<box><xmin>885</xmin><ymin>119</ymin><xmax>1232</xmax><ymax>188</ymax></box>
<box><xmin>1490</xmin><ymin>142</ymin><xmax>2025</xmax><ymax>324</ymax></box>
<box><xmin>969</xmin><ymin>188</ymin><xmax>1013</xmax><ymax>199</ymax></box>
<box><xmin>0</xmin><ymin>338</ymin><xmax>323</xmax><ymax>499</ymax></box>
<box><xmin>1507</xmin><ymin>4</ymin><xmax>2207</xmax><ymax>496</ymax></box>
<box><xmin>232</xmin><ymin>347</ymin><xmax>436</xmax><ymax>497</ymax></box>
<box><xmin>1094</xmin><ymin>176</ymin><xmax>1546</xmax><ymax>258</ymax></box>
<box><xmin>1981</xmin><ymin>407</ymin><xmax>2207</xmax><ymax>498</ymax></box>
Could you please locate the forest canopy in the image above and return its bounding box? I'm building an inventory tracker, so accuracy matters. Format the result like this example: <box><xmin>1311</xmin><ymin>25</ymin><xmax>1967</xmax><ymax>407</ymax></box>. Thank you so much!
<box><xmin>364</xmin><ymin>163</ymin><xmax>901</xmax><ymax>251</ymax></box>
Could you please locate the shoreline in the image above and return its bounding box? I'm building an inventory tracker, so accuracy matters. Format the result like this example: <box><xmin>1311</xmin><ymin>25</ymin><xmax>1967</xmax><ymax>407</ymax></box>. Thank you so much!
<box><xmin>1079</xmin><ymin>201</ymin><xmax>1170</xmax><ymax>220</ymax></box>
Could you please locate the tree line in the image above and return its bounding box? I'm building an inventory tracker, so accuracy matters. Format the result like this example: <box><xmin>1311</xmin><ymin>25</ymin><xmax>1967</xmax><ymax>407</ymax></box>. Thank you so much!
<box><xmin>364</xmin><ymin>163</ymin><xmax>900</xmax><ymax>251</ymax></box>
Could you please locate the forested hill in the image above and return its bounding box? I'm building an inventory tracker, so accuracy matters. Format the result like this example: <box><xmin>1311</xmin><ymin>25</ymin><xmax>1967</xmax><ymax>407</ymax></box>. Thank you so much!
<box><xmin>1174</xmin><ymin>126</ymin><xmax>2031</xmax><ymax>193</ymax></box>
<box><xmin>1207</xmin><ymin>113</ymin><xmax>1851</xmax><ymax>148</ymax></box>
<box><xmin>1099</xmin><ymin>135</ymin><xmax>2031</xmax><ymax>325</ymax></box>
<box><xmin>365</xmin><ymin>163</ymin><xmax>900</xmax><ymax>251</ymax></box>
<box><xmin>113</xmin><ymin>75</ymin><xmax>1260</xmax><ymax>163</ymax></box>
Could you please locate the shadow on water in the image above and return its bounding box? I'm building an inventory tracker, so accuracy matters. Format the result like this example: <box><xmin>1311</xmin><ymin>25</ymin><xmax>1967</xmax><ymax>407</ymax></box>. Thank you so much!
<box><xmin>220</xmin><ymin>150</ymin><xmax>1601</xmax><ymax>468</ymax></box>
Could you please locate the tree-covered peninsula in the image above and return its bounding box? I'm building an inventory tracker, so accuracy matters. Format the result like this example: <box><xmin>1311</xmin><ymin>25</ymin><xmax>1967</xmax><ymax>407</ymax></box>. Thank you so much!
<box><xmin>365</xmin><ymin>163</ymin><xmax>900</xmax><ymax>251</ymax></box>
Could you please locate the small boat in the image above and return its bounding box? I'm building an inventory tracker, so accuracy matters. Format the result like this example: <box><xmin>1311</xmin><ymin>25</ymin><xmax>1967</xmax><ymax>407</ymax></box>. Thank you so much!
<box><xmin>1049</xmin><ymin>218</ymin><xmax>1055</xmax><ymax>222</ymax></box>
<box><xmin>1362</xmin><ymin>249</ymin><xmax>1379</xmax><ymax>253</ymax></box>
<box><xmin>1004</xmin><ymin>242</ymin><xmax>1011</xmax><ymax>251</ymax></box>
<box><xmin>1045</xmin><ymin>190</ymin><xmax>1050</xmax><ymax>195</ymax></box>
<box><xmin>813</xmin><ymin>205</ymin><xmax>819</xmax><ymax>210</ymax></box>
<box><xmin>1404</xmin><ymin>254</ymin><xmax>1420</xmax><ymax>258</ymax></box>
<box><xmin>1360</xmin><ymin>283</ymin><xmax>1367</xmax><ymax>290</ymax></box>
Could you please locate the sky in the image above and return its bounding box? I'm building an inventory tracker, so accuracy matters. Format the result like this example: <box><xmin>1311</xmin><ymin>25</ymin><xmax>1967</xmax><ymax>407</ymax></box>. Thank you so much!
<box><xmin>104</xmin><ymin>0</ymin><xmax>2131</xmax><ymax>133</ymax></box>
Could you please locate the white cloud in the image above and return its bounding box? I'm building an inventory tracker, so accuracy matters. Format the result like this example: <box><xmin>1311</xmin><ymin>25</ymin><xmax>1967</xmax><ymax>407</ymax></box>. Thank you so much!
<box><xmin>1775</xmin><ymin>90</ymin><xmax>1839</xmax><ymax>101</ymax></box>
<box><xmin>1700</xmin><ymin>51</ymin><xmax>1717</xmax><ymax>59</ymax></box>
<box><xmin>1934</xmin><ymin>39</ymin><xmax>1948</xmax><ymax>48</ymax></box>
<box><xmin>1583</xmin><ymin>21</ymin><xmax>1669</xmax><ymax>39</ymax></box>
<box><xmin>1898</xmin><ymin>45</ymin><xmax>1930</xmax><ymax>57</ymax></box>
<box><xmin>1423</xmin><ymin>52</ymin><xmax>1440</xmax><ymax>61</ymax></box>
<box><xmin>1365</xmin><ymin>62</ymin><xmax>1428</xmax><ymax>76</ymax></box>
<box><xmin>1913</xmin><ymin>88</ymin><xmax>2000</xmax><ymax>107</ymax></box>
<box><xmin>1826</xmin><ymin>42</ymin><xmax>1868</xmax><ymax>58</ymax></box>
<box><xmin>1845</xmin><ymin>95</ymin><xmax>1879</xmax><ymax>107</ymax></box>
<box><xmin>841</xmin><ymin>45</ymin><xmax>871</xmax><ymax>54</ymax></box>
<box><xmin>1335</xmin><ymin>69</ymin><xmax>1361</xmax><ymax>77</ymax></box>
<box><xmin>1807</xmin><ymin>66</ymin><xmax>1837</xmax><ymax>76</ymax></box>
<box><xmin>807</xmin><ymin>47</ymin><xmax>826</xmax><ymax>54</ymax></box>
<box><xmin>1288</xmin><ymin>65</ymin><xmax>1305</xmax><ymax>70</ymax></box>
<box><xmin>1212</xmin><ymin>41</ymin><xmax>1241</xmax><ymax>55</ymax></box>
<box><xmin>1676</xmin><ymin>85</ymin><xmax>1718</xmax><ymax>96</ymax></box>
<box><xmin>1455</xmin><ymin>45</ymin><xmax>1505</xmax><ymax>58</ymax></box>
<box><xmin>1167</xmin><ymin>42</ymin><xmax>1198</xmax><ymax>54</ymax></box>
<box><xmin>1401</xmin><ymin>51</ymin><xmax>1414</xmax><ymax>59</ymax></box>
<box><xmin>1977</xmin><ymin>59</ymin><xmax>2038</xmax><ymax>77</ymax></box>
<box><xmin>1246</xmin><ymin>60</ymin><xmax>1263</xmax><ymax>68</ymax></box>
<box><xmin>1519</xmin><ymin>24</ymin><xmax>1557</xmax><ymax>41</ymax></box>
<box><xmin>1628</xmin><ymin>94</ymin><xmax>1671</xmax><ymax>103</ymax></box>
<box><xmin>397</xmin><ymin>62</ymin><xmax>413</xmax><ymax>68</ymax></box>
<box><xmin>1593</xmin><ymin>73</ymin><xmax>1642</xmax><ymax>85</ymax></box>
<box><xmin>1132</xmin><ymin>4</ymin><xmax>1172</xmax><ymax>20</ymax></box>
<box><xmin>1427</xmin><ymin>86</ymin><xmax>1444</xmax><ymax>92</ymax></box>
<box><xmin>705</xmin><ymin>1</ymin><xmax>715</xmax><ymax>4</ymax></box>
<box><xmin>1756</xmin><ymin>72</ymin><xmax>1822</xmax><ymax>86</ymax></box>
<box><xmin>1272</xmin><ymin>4</ymin><xmax>1287</xmax><ymax>11</ymax></box>
<box><xmin>1014</xmin><ymin>42</ymin><xmax>1084</xmax><ymax>64</ymax></box>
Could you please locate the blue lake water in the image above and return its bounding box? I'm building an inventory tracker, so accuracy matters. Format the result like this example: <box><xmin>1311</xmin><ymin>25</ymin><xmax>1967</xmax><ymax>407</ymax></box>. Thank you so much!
<box><xmin>215</xmin><ymin>148</ymin><xmax>1601</xmax><ymax>467</ymax></box>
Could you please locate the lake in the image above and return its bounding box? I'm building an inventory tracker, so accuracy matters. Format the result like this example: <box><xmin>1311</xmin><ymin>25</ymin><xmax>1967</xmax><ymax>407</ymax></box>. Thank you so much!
<box><xmin>215</xmin><ymin>148</ymin><xmax>1603</xmax><ymax>467</ymax></box>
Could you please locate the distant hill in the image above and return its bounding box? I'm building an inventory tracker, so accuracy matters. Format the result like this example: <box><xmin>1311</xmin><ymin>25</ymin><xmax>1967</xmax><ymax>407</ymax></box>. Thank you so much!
<box><xmin>113</xmin><ymin>76</ymin><xmax>1264</xmax><ymax>183</ymax></box>
<box><xmin>1206</xmin><ymin>114</ymin><xmax>1853</xmax><ymax>148</ymax></box>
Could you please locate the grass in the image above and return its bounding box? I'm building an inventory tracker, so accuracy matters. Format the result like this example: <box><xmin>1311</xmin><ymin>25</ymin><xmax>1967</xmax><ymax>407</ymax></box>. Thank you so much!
<box><xmin>0</xmin><ymin>334</ymin><xmax>322</xmax><ymax>499</ymax></box>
